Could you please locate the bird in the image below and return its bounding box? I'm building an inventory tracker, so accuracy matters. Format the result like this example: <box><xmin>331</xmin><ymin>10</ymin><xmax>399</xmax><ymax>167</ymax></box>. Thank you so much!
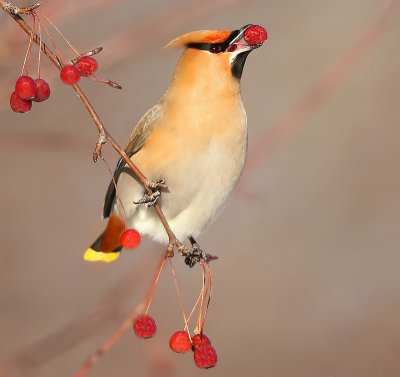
<box><xmin>84</xmin><ymin>24</ymin><xmax>267</xmax><ymax>263</ymax></box>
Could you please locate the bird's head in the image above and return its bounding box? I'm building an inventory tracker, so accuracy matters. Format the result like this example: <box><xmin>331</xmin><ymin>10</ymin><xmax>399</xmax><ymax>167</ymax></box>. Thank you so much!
<box><xmin>166</xmin><ymin>24</ymin><xmax>267</xmax><ymax>81</ymax></box>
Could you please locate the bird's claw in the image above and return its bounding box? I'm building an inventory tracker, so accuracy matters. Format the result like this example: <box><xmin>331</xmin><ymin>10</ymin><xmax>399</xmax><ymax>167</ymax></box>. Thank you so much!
<box><xmin>134</xmin><ymin>179</ymin><xmax>167</xmax><ymax>207</ymax></box>
<box><xmin>183</xmin><ymin>237</ymin><xmax>218</xmax><ymax>268</ymax></box>
<box><xmin>133</xmin><ymin>190</ymin><xmax>161</xmax><ymax>207</ymax></box>
<box><xmin>148</xmin><ymin>179</ymin><xmax>168</xmax><ymax>191</ymax></box>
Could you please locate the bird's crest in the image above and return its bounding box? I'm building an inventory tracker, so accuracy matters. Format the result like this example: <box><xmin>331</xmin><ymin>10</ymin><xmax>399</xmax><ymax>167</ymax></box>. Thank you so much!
<box><xmin>166</xmin><ymin>30</ymin><xmax>231</xmax><ymax>49</ymax></box>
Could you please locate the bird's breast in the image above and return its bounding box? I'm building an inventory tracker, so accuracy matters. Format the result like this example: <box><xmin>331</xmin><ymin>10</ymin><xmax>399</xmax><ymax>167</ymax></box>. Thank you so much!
<box><xmin>136</xmin><ymin>92</ymin><xmax>247</xmax><ymax>169</ymax></box>
<box><xmin>126</xmin><ymin>82</ymin><xmax>248</xmax><ymax>240</ymax></box>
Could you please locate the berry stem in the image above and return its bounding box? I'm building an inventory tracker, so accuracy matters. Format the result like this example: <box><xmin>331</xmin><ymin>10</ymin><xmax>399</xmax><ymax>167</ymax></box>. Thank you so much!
<box><xmin>195</xmin><ymin>262</ymin><xmax>207</xmax><ymax>333</ymax></box>
<box><xmin>26</xmin><ymin>14</ymin><xmax>35</xmax><ymax>75</ymax></box>
<box><xmin>39</xmin><ymin>15</ymin><xmax>66</xmax><ymax>65</ymax></box>
<box><xmin>20</xmin><ymin>14</ymin><xmax>35</xmax><ymax>76</ymax></box>
<box><xmin>74</xmin><ymin>253</ymin><xmax>167</xmax><ymax>377</ymax></box>
<box><xmin>42</xmin><ymin>13</ymin><xmax>80</xmax><ymax>56</ymax></box>
<box><xmin>144</xmin><ymin>254</ymin><xmax>167</xmax><ymax>315</ymax></box>
<box><xmin>36</xmin><ymin>14</ymin><xmax>41</xmax><ymax>78</ymax></box>
<box><xmin>1</xmin><ymin>6</ymin><xmax>63</xmax><ymax>69</ymax></box>
<box><xmin>187</xmin><ymin>285</ymin><xmax>204</xmax><ymax>327</ymax></box>
<box><xmin>168</xmin><ymin>258</ymin><xmax>191</xmax><ymax>340</ymax></box>
<box><xmin>194</xmin><ymin>262</ymin><xmax>213</xmax><ymax>334</ymax></box>
<box><xmin>200</xmin><ymin>262</ymin><xmax>213</xmax><ymax>334</ymax></box>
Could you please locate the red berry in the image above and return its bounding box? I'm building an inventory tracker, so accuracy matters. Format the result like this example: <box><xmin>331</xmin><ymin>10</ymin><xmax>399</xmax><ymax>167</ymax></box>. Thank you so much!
<box><xmin>10</xmin><ymin>91</ymin><xmax>32</xmax><ymax>113</ymax></box>
<box><xmin>75</xmin><ymin>56</ymin><xmax>98</xmax><ymax>76</ymax></box>
<box><xmin>133</xmin><ymin>315</ymin><xmax>156</xmax><ymax>338</ymax></box>
<box><xmin>33</xmin><ymin>79</ymin><xmax>50</xmax><ymax>102</ymax></box>
<box><xmin>15</xmin><ymin>75</ymin><xmax>37</xmax><ymax>100</ymax></box>
<box><xmin>244</xmin><ymin>25</ymin><xmax>268</xmax><ymax>46</ymax></box>
<box><xmin>193</xmin><ymin>344</ymin><xmax>217</xmax><ymax>369</ymax></box>
<box><xmin>191</xmin><ymin>333</ymin><xmax>211</xmax><ymax>349</ymax></box>
<box><xmin>169</xmin><ymin>331</ymin><xmax>192</xmax><ymax>353</ymax></box>
<box><xmin>60</xmin><ymin>65</ymin><xmax>80</xmax><ymax>85</ymax></box>
<box><xmin>120</xmin><ymin>229</ymin><xmax>141</xmax><ymax>248</ymax></box>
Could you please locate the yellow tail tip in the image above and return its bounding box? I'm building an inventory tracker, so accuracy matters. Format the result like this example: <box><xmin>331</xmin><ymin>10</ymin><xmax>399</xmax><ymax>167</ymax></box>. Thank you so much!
<box><xmin>84</xmin><ymin>248</ymin><xmax>120</xmax><ymax>263</ymax></box>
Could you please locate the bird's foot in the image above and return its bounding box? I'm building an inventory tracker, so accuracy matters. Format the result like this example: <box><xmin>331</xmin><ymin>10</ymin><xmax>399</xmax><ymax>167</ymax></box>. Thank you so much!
<box><xmin>147</xmin><ymin>179</ymin><xmax>168</xmax><ymax>191</ymax></box>
<box><xmin>134</xmin><ymin>180</ymin><xmax>166</xmax><ymax>207</ymax></box>
<box><xmin>133</xmin><ymin>190</ymin><xmax>161</xmax><ymax>207</ymax></box>
<box><xmin>183</xmin><ymin>236</ymin><xmax>218</xmax><ymax>268</ymax></box>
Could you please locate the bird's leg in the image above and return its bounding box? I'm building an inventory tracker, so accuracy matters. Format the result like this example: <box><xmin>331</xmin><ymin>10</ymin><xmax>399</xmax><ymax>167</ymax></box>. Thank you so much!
<box><xmin>133</xmin><ymin>179</ymin><xmax>166</xmax><ymax>207</ymax></box>
<box><xmin>133</xmin><ymin>190</ymin><xmax>160</xmax><ymax>207</ymax></box>
<box><xmin>183</xmin><ymin>236</ymin><xmax>218</xmax><ymax>268</ymax></box>
<box><xmin>147</xmin><ymin>179</ymin><xmax>168</xmax><ymax>191</ymax></box>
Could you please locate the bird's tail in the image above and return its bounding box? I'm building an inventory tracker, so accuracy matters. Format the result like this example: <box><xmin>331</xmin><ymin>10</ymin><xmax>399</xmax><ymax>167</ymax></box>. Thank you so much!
<box><xmin>84</xmin><ymin>214</ymin><xmax>125</xmax><ymax>262</ymax></box>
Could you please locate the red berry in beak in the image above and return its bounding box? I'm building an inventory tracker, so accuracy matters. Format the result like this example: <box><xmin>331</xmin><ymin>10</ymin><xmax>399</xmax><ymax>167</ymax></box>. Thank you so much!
<box><xmin>15</xmin><ymin>75</ymin><xmax>37</xmax><ymax>100</ymax></box>
<box><xmin>244</xmin><ymin>25</ymin><xmax>268</xmax><ymax>46</ymax></box>
<box><xmin>60</xmin><ymin>65</ymin><xmax>81</xmax><ymax>85</ymax></box>
<box><xmin>33</xmin><ymin>79</ymin><xmax>50</xmax><ymax>102</ymax></box>
<box><xmin>133</xmin><ymin>315</ymin><xmax>157</xmax><ymax>338</ymax></box>
<box><xmin>75</xmin><ymin>56</ymin><xmax>98</xmax><ymax>76</ymax></box>
<box><xmin>120</xmin><ymin>229</ymin><xmax>141</xmax><ymax>248</ymax></box>
<box><xmin>10</xmin><ymin>91</ymin><xmax>32</xmax><ymax>113</ymax></box>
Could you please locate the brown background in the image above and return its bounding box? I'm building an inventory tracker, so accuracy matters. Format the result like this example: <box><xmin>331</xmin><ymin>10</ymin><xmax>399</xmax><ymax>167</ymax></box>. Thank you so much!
<box><xmin>1</xmin><ymin>0</ymin><xmax>400</xmax><ymax>376</ymax></box>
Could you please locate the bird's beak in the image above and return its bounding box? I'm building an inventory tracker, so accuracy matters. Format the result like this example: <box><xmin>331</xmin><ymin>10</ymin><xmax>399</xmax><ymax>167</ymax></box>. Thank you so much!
<box><xmin>226</xmin><ymin>24</ymin><xmax>266</xmax><ymax>53</ymax></box>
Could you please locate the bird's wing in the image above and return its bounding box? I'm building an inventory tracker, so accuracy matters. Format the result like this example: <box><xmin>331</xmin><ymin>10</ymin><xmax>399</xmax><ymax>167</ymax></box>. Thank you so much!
<box><xmin>125</xmin><ymin>103</ymin><xmax>163</xmax><ymax>156</ymax></box>
<box><xmin>103</xmin><ymin>103</ymin><xmax>163</xmax><ymax>218</ymax></box>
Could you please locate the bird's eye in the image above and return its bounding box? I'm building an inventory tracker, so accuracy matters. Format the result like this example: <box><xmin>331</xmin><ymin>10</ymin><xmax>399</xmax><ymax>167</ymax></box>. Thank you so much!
<box><xmin>209</xmin><ymin>44</ymin><xmax>222</xmax><ymax>54</ymax></box>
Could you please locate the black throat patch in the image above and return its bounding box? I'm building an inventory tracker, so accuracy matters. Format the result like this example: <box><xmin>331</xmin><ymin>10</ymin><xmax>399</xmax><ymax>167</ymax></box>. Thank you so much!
<box><xmin>231</xmin><ymin>51</ymin><xmax>251</xmax><ymax>80</ymax></box>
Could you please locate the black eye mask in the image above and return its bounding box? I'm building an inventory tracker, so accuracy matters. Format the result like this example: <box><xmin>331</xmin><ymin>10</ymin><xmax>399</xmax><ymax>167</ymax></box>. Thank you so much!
<box><xmin>186</xmin><ymin>29</ymin><xmax>250</xmax><ymax>80</ymax></box>
<box><xmin>186</xmin><ymin>30</ymin><xmax>241</xmax><ymax>53</ymax></box>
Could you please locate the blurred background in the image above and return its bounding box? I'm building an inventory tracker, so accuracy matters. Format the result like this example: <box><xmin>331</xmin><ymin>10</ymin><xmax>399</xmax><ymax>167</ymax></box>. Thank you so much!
<box><xmin>1</xmin><ymin>0</ymin><xmax>400</xmax><ymax>376</ymax></box>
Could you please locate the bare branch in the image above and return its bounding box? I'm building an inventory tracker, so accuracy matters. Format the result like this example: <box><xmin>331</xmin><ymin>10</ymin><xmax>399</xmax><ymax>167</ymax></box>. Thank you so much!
<box><xmin>87</xmin><ymin>75</ymin><xmax>122</xmax><ymax>89</ymax></box>
<box><xmin>1</xmin><ymin>1</ymin><xmax>40</xmax><ymax>14</ymax></box>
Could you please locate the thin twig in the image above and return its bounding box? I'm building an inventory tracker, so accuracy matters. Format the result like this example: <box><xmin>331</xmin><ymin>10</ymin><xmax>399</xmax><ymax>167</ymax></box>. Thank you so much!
<box><xmin>70</xmin><ymin>47</ymin><xmax>103</xmax><ymax>64</ymax></box>
<box><xmin>87</xmin><ymin>75</ymin><xmax>122</xmax><ymax>89</ymax></box>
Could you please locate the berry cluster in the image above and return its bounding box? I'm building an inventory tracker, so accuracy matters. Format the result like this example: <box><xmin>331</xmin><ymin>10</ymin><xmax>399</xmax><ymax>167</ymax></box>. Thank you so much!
<box><xmin>10</xmin><ymin>75</ymin><xmax>50</xmax><ymax>113</ymax></box>
<box><xmin>170</xmin><ymin>330</ymin><xmax>217</xmax><ymax>368</ymax></box>
<box><xmin>60</xmin><ymin>56</ymin><xmax>98</xmax><ymax>85</ymax></box>
<box><xmin>10</xmin><ymin>54</ymin><xmax>99</xmax><ymax>113</ymax></box>
<box><xmin>133</xmin><ymin>315</ymin><xmax>217</xmax><ymax>369</ymax></box>
<box><xmin>9</xmin><ymin>10</ymin><xmax>109</xmax><ymax>114</ymax></box>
